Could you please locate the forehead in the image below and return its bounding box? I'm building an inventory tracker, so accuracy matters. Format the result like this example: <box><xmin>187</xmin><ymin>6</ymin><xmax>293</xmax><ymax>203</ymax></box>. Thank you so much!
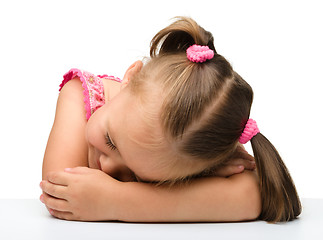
<box><xmin>119</xmin><ymin>86</ymin><xmax>164</xmax><ymax>144</ymax></box>
<box><xmin>110</xmin><ymin>87</ymin><xmax>173</xmax><ymax>180</ymax></box>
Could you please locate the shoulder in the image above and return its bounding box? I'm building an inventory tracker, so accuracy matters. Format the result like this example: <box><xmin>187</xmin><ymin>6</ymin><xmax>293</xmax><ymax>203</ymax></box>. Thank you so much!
<box><xmin>56</xmin><ymin>77</ymin><xmax>87</xmax><ymax>124</ymax></box>
<box><xmin>59</xmin><ymin>69</ymin><xmax>122</xmax><ymax>120</ymax></box>
<box><xmin>58</xmin><ymin>77</ymin><xmax>85</xmax><ymax>106</ymax></box>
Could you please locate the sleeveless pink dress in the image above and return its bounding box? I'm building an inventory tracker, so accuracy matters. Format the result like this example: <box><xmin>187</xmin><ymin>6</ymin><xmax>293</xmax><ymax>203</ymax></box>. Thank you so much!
<box><xmin>59</xmin><ymin>68</ymin><xmax>122</xmax><ymax>120</ymax></box>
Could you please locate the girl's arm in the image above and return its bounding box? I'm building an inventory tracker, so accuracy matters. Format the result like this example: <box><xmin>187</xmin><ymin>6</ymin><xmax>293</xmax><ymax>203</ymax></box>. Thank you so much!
<box><xmin>42</xmin><ymin>78</ymin><xmax>88</xmax><ymax>180</ymax></box>
<box><xmin>120</xmin><ymin>171</ymin><xmax>261</xmax><ymax>222</ymax></box>
<box><xmin>41</xmin><ymin>167</ymin><xmax>261</xmax><ymax>222</ymax></box>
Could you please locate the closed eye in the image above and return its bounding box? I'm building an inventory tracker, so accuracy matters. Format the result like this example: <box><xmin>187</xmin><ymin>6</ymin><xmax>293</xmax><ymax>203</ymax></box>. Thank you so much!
<box><xmin>106</xmin><ymin>133</ymin><xmax>117</xmax><ymax>151</ymax></box>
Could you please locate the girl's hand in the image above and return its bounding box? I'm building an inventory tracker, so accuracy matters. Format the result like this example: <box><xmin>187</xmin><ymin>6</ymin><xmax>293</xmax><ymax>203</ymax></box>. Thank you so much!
<box><xmin>40</xmin><ymin>167</ymin><xmax>122</xmax><ymax>221</ymax></box>
<box><xmin>214</xmin><ymin>145</ymin><xmax>256</xmax><ymax>177</ymax></box>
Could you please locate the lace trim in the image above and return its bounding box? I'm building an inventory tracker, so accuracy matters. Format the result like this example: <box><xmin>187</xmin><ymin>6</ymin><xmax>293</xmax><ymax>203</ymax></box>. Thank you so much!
<box><xmin>59</xmin><ymin>68</ymin><xmax>121</xmax><ymax>120</ymax></box>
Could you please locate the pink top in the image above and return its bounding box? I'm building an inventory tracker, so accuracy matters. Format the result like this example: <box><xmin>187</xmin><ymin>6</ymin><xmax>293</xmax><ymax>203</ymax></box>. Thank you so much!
<box><xmin>59</xmin><ymin>68</ymin><xmax>122</xmax><ymax>120</ymax></box>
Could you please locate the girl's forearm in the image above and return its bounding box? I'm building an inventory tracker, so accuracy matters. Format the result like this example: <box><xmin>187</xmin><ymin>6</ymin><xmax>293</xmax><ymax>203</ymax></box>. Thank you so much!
<box><xmin>116</xmin><ymin>171</ymin><xmax>261</xmax><ymax>222</ymax></box>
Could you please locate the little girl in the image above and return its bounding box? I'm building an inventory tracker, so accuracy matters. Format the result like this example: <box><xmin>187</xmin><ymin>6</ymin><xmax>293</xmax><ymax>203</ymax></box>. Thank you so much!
<box><xmin>40</xmin><ymin>17</ymin><xmax>301</xmax><ymax>222</ymax></box>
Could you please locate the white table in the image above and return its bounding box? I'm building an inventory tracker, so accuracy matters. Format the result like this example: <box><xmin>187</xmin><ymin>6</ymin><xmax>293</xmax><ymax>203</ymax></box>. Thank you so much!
<box><xmin>0</xmin><ymin>199</ymin><xmax>322</xmax><ymax>240</ymax></box>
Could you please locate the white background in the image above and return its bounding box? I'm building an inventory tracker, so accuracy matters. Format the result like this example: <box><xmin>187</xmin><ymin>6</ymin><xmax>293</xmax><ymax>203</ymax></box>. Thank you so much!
<box><xmin>0</xmin><ymin>0</ymin><xmax>322</xmax><ymax>199</ymax></box>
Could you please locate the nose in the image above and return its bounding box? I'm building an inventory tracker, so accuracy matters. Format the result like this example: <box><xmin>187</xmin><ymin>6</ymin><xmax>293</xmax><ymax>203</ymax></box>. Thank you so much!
<box><xmin>99</xmin><ymin>157</ymin><xmax>135</xmax><ymax>182</ymax></box>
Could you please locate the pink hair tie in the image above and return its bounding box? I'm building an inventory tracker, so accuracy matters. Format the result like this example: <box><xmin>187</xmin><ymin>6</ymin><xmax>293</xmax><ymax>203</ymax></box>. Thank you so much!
<box><xmin>186</xmin><ymin>44</ymin><xmax>214</xmax><ymax>63</ymax></box>
<box><xmin>239</xmin><ymin>119</ymin><xmax>260</xmax><ymax>144</ymax></box>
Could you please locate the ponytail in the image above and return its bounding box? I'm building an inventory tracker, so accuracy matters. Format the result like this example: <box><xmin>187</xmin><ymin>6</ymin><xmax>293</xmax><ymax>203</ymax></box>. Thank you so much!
<box><xmin>150</xmin><ymin>17</ymin><xmax>216</xmax><ymax>57</ymax></box>
<box><xmin>251</xmin><ymin>133</ymin><xmax>302</xmax><ymax>222</ymax></box>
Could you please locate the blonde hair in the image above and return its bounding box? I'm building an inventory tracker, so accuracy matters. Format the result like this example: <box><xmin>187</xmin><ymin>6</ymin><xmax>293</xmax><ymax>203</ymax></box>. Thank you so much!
<box><xmin>130</xmin><ymin>17</ymin><xmax>301</xmax><ymax>222</ymax></box>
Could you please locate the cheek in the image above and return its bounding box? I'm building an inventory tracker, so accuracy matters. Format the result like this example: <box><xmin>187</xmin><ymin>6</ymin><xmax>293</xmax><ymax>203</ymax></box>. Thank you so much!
<box><xmin>86</xmin><ymin>125</ymin><xmax>107</xmax><ymax>155</ymax></box>
<box><xmin>86</xmin><ymin>109</ymin><xmax>105</xmax><ymax>147</ymax></box>
<box><xmin>86</xmin><ymin>114</ymin><xmax>112</xmax><ymax>158</ymax></box>
<box><xmin>87</xmin><ymin>146</ymin><xmax>96</xmax><ymax>168</ymax></box>
<box><xmin>85</xmin><ymin>121</ymin><xmax>98</xmax><ymax>147</ymax></box>
<box><xmin>85</xmin><ymin>123</ymin><xmax>101</xmax><ymax>169</ymax></box>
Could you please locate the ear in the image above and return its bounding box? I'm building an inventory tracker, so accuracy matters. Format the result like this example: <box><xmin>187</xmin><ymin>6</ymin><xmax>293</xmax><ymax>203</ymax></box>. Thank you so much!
<box><xmin>121</xmin><ymin>60</ymin><xmax>143</xmax><ymax>88</ymax></box>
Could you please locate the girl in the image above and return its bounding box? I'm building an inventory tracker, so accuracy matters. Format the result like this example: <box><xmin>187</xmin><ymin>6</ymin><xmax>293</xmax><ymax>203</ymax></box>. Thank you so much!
<box><xmin>40</xmin><ymin>17</ymin><xmax>301</xmax><ymax>222</ymax></box>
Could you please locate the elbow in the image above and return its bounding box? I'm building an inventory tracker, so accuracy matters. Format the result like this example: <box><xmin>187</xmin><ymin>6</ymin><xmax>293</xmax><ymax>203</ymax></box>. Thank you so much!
<box><xmin>235</xmin><ymin>172</ymin><xmax>262</xmax><ymax>221</ymax></box>
<box><xmin>245</xmin><ymin>176</ymin><xmax>261</xmax><ymax>221</ymax></box>
<box><xmin>243</xmin><ymin>183</ymin><xmax>261</xmax><ymax>221</ymax></box>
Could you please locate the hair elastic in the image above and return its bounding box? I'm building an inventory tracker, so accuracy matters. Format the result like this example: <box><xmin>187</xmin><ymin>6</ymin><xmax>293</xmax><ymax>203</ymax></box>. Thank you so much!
<box><xmin>186</xmin><ymin>44</ymin><xmax>214</xmax><ymax>63</ymax></box>
<box><xmin>239</xmin><ymin>119</ymin><xmax>260</xmax><ymax>144</ymax></box>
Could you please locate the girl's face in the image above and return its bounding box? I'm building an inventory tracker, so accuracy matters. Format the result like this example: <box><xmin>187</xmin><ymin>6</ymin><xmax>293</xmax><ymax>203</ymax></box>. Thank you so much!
<box><xmin>86</xmin><ymin>84</ymin><xmax>173</xmax><ymax>182</ymax></box>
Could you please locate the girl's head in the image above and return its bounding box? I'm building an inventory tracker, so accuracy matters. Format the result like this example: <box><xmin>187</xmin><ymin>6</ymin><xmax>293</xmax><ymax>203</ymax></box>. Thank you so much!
<box><xmin>88</xmin><ymin>17</ymin><xmax>301</xmax><ymax>222</ymax></box>
<box><xmin>129</xmin><ymin>18</ymin><xmax>253</xmax><ymax>172</ymax></box>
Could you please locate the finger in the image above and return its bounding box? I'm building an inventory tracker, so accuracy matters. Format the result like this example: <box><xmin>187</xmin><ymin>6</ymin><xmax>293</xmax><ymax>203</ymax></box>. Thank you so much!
<box><xmin>47</xmin><ymin>171</ymin><xmax>70</xmax><ymax>186</ymax></box>
<box><xmin>40</xmin><ymin>192</ymin><xmax>70</xmax><ymax>212</ymax></box>
<box><xmin>40</xmin><ymin>180</ymin><xmax>68</xmax><ymax>199</ymax></box>
<box><xmin>226</xmin><ymin>158</ymin><xmax>255</xmax><ymax>170</ymax></box>
<box><xmin>242</xmin><ymin>159</ymin><xmax>256</xmax><ymax>170</ymax></box>
<box><xmin>216</xmin><ymin>165</ymin><xmax>245</xmax><ymax>177</ymax></box>
<box><xmin>232</xmin><ymin>158</ymin><xmax>256</xmax><ymax>170</ymax></box>
<box><xmin>233</xmin><ymin>146</ymin><xmax>255</xmax><ymax>162</ymax></box>
<box><xmin>234</xmin><ymin>151</ymin><xmax>255</xmax><ymax>162</ymax></box>
<box><xmin>49</xmin><ymin>208</ymin><xmax>75</xmax><ymax>221</ymax></box>
<box><xmin>246</xmin><ymin>160</ymin><xmax>256</xmax><ymax>170</ymax></box>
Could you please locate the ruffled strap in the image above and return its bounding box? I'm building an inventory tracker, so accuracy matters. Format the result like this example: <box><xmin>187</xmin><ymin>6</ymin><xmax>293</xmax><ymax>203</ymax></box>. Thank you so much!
<box><xmin>59</xmin><ymin>68</ymin><xmax>121</xmax><ymax>120</ymax></box>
